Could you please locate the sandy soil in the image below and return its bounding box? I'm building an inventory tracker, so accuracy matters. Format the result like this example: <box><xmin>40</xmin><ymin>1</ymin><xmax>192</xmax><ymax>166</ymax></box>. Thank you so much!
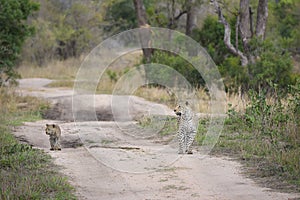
<box><xmin>14</xmin><ymin>78</ymin><xmax>299</xmax><ymax>200</ymax></box>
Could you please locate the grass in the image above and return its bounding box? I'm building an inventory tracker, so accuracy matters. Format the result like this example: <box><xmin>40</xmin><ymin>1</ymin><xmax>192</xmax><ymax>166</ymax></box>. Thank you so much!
<box><xmin>138</xmin><ymin>115</ymin><xmax>178</xmax><ymax>137</ymax></box>
<box><xmin>163</xmin><ymin>184</ymin><xmax>189</xmax><ymax>191</ymax></box>
<box><xmin>17</xmin><ymin>54</ymin><xmax>247</xmax><ymax>115</ymax></box>
<box><xmin>212</xmin><ymin>88</ymin><xmax>300</xmax><ymax>192</ymax></box>
<box><xmin>213</xmin><ymin>123</ymin><xmax>300</xmax><ymax>192</ymax></box>
<box><xmin>46</xmin><ymin>80</ymin><xmax>75</xmax><ymax>88</ymax></box>
<box><xmin>137</xmin><ymin>87</ymin><xmax>300</xmax><ymax>193</ymax></box>
<box><xmin>18</xmin><ymin>57</ymin><xmax>81</xmax><ymax>80</ymax></box>
<box><xmin>16</xmin><ymin>55</ymin><xmax>299</xmax><ymax>192</ymax></box>
<box><xmin>0</xmin><ymin>87</ymin><xmax>76</xmax><ymax>199</ymax></box>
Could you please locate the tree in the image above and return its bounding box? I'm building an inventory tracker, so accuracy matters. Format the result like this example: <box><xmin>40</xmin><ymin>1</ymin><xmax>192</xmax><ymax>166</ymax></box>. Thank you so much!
<box><xmin>0</xmin><ymin>0</ymin><xmax>39</xmax><ymax>85</ymax></box>
<box><xmin>133</xmin><ymin>0</ymin><xmax>153</xmax><ymax>63</ymax></box>
<box><xmin>21</xmin><ymin>0</ymin><xmax>103</xmax><ymax>66</ymax></box>
<box><xmin>273</xmin><ymin>0</ymin><xmax>300</xmax><ymax>55</ymax></box>
<box><xmin>205</xmin><ymin>0</ymin><xmax>294</xmax><ymax>91</ymax></box>
<box><xmin>103</xmin><ymin>0</ymin><xmax>137</xmax><ymax>35</ymax></box>
<box><xmin>185</xmin><ymin>0</ymin><xmax>197</xmax><ymax>36</ymax></box>
<box><xmin>211</xmin><ymin>0</ymin><xmax>268</xmax><ymax>66</ymax></box>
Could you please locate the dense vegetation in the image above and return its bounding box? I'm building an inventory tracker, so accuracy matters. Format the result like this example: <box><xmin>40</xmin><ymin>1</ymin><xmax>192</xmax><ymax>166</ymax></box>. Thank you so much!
<box><xmin>0</xmin><ymin>88</ymin><xmax>76</xmax><ymax>199</ymax></box>
<box><xmin>0</xmin><ymin>0</ymin><xmax>39</xmax><ymax>85</ymax></box>
<box><xmin>0</xmin><ymin>0</ymin><xmax>299</xmax><ymax>194</ymax></box>
<box><xmin>2</xmin><ymin>0</ymin><xmax>299</xmax><ymax>91</ymax></box>
<box><xmin>216</xmin><ymin>82</ymin><xmax>300</xmax><ymax>191</ymax></box>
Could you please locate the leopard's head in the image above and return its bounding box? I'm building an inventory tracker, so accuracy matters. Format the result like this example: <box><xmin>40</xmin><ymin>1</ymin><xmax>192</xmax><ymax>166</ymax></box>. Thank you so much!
<box><xmin>45</xmin><ymin>124</ymin><xmax>57</xmax><ymax>135</ymax></box>
<box><xmin>174</xmin><ymin>101</ymin><xmax>189</xmax><ymax>116</ymax></box>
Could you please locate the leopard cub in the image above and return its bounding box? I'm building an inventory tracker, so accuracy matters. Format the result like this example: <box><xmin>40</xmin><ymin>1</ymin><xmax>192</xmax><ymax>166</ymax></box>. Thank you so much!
<box><xmin>45</xmin><ymin>124</ymin><xmax>61</xmax><ymax>151</ymax></box>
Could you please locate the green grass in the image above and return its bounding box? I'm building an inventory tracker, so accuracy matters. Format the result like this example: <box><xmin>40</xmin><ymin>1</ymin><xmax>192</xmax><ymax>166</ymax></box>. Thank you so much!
<box><xmin>138</xmin><ymin>115</ymin><xmax>178</xmax><ymax>137</ymax></box>
<box><xmin>212</xmin><ymin>88</ymin><xmax>300</xmax><ymax>192</ymax></box>
<box><xmin>138</xmin><ymin>88</ymin><xmax>300</xmax><ymax>192</ymax></box>
<box><xmin>0</xmin><ymin>88</ymin><xmax>76</xmax><ymax>199</ymax></box>
<box><xmin>46</xmin><ymin>80</ymin><xmax>74</xmax><ymax>88</ymax></box>
<box><xmin>213</xmin><ymin>120</ymin><xmax>300</xmax><ymax>192</ymax></box>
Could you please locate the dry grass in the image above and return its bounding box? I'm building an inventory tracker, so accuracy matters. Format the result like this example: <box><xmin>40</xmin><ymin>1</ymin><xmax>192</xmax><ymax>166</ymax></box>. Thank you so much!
<box><xmin>226</xmin><ymin>92</ymin><xmax>248</xmax><ymax>112</ymax></box>
<box><xmin>17</xmin><ymin>52</ymin><xmax>248</xmax><ymax>114</ymax></box>
<box><xmin>134</xmin><ymin>86</ymin><xmax>248</xmax><ymax>114</ymax></box>
<box><xmin>18</xmin><ymin>57</ymin><xmax>82</xmax><ymax>80</ymax></box>
<box><xmin>0</xmin><ymin>87</ymin><xmax>49</xmax><ymax>121</ymax></box>
<box><xmin>18</xmin><ymin>58</ymin><xmax>247</xmax><ymax>114</ymax></box>
<box><xmin>46</xmin><ymin>80</ymin><xmax>75</xmax><ymax>88</ymax></box>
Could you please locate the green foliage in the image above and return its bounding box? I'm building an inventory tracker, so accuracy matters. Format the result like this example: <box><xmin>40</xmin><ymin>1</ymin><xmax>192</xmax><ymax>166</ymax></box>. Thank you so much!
<box><xmin>220</xmin><ymin>84</ymin><xmax>300</xmax><ymax>189</ymax></box>
<box><xmin>274</xmin><ymin>0</ymin><xmax>299</xmax><ymax>38</ymax></box>
<box><xmin>241</xmin><ymin>84</ymin><xmax>299</xmax><ymax>145</ymax></box>
<box><xmin>195</xmin><ymin>1</ymin><xmax>299</xmax><ymax>93</ymax></box>
<box><xmin>106</xmin><ymin>69</ymin><xmax>118</xmax><ymax>82</ymax></box>
<box><xmin>195</xmin><ymin>118</ymin><xmax>209</xmax><ymax>145</ymax></box>
<box><xmin>146</xmin><ymin>50</ymin><xmax>205</xmax><ymax>87</ymax></box>
<box><xmin>21</xmin><ymin>0</ymin><xmax>103</xmax><ymax>66</ymax></box>
<box><xmin>0</xmin><ymin>88</ymin><xmax>76</xmax><ymax>199</ymax></box>
<box><xmin>0</xmin><ymin>128</ymin><xmax>76</xmax><ymax>199</ymax></box>
<box><xmin>146</xmin><ymin>5</ymin><xmax>169</xmax><ymax>27</ymax></box>
<box><xmin>0</xmin><ymin>0</ymin><xmax>39</xmax><ymax>85</ymax></box>
<box><xmin>273</xmin><ymin>0</ymin><xmax>300</xmax><ymax>52</ymax></box>
<box><xmin>193</xmin><ymin>15</ymin><xmax>238</xmax><ymax>65</ymax></box>
<box><xmin>248</xmin><ymin>38</ymin><xmax>293</xmax><ymax>91</ymax></box>
<box><xmin>196</xmin><ymin>15</ymin><xmax>294</xmax><ymax>92</ymax></box>
<box><xmin>138</xmin><ymin>115</ymin><xmax>178</xmax><ymax>136</ymax></box>
<box><xmin>219</xmin><ymin>56</ymin><xmax>248</xmax><ymax>93</ymax></box>
<box><xmin>103</xmin><ymin>0</ymin><xmax>137</xmax><ymax>35</ymax></box>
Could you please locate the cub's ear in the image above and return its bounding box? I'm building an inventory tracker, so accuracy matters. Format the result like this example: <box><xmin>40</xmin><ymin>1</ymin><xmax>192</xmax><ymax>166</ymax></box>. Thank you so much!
<box><xmin>46</xmin><ymin>124</ymin><xmax>49</xmax><ymax>127</ymax></box>
<box><xmin>52</xmin><ymin>124</ymin><xmax>56</xmax><ymax>128</ymax></box>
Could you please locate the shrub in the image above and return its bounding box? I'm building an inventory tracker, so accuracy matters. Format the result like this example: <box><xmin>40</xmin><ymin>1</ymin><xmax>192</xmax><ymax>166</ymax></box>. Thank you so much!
<box><xmin>247</xmin><ymin>38</ymin><xmax>293</xmax><ymax>92</ymax></box>
<box><xmin>223</xmin><ymin>81</ymin><xmax>300</xmax><ymax>187</ymax></box>
<box><xmin>145</xmin><ymin>50</ymin><xmax>205</xmax><ymax>88</ymax></box>
<box><xmin>0</xmin><ymin>0</ymin><xmax>39</xmax><ymax>85</ymax></box>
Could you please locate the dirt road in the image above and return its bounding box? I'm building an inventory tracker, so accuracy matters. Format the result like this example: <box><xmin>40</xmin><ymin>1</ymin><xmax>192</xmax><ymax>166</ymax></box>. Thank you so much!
<box><xmin>14</xmin><ymin>78</ymin><xmax>299</xmax><ymax>200</ymax></box>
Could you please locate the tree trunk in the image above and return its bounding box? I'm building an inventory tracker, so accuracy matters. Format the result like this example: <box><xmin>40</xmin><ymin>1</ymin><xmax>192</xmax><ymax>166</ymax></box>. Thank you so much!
<box><xmin>212</xmin><ymin>0</ymin><xmax>248</xmax><ymax>66</ymax></box>
<box><xmin>212</xmin><ymin>0</ymin><xmax>269</xmax><ymax>66</ymax></box>
<box><xmin>133</xmin><ymin>0</ymin><xmax>152</xmax><ymax>63</ymax></box>
<box><xmin>133</xmin><ymin>0</ymin><xmax>147</xmax><ymax>26</ymax></box>
<box><xmin>239</xmin><ymin>0</ymin><xmax>252</xmax><ymax>53</ymax></box>
<box><xmin>256</xmin><ymin>0</ymin><xmax>268</xmax><ymax>39</ymax></box>
<box><xmin>186</xmin><ymin>0</ymin><xmax>196</xmax><ymax>36</ymax></box>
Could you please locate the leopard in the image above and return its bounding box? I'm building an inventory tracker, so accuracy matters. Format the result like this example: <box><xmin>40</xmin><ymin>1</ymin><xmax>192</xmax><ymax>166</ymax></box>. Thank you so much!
<box><xmin>45</xmin><ymin>124</ymin><xmax>61</xmax><ymax>151</ymax></box>
<box><xmin>174</xmin><ymin>101</ymin><xmax>196</xmax><ymax>154</ymax></box>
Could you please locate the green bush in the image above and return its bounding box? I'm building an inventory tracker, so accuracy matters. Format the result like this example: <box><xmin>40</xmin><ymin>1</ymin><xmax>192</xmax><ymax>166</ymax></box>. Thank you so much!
<box><xmin>0</xmin><ymin>0</ymin><xmax>39</xmax><ymax>85</ymax></box>
<box><xmin>219</xmin><ymin>56</ymin><xmax>248</xmax><ymax>93</ymax></box>
<box><xmin>145</xmin><ymin>50</ymin><xmax>205</xmax><ymax>88</ymax></box>
<box><xmin>103</xmin><ymin>0</ymin><xmax>137</xmax><ymax>35</ymax></box>
<box><xmin>0</xmin><ymin>88</ymin><xmax>76</xmax><ymax>199</ymax></box>
<box><xmin>222</xmin><ymin>82</ymin><xmax>300</xmax><ymax>188</ymax></box>
<box><xmin>247</xmin><ymin>38</ymin><xmax>293</xmax><ymax>91</ymax></box>
<box><xmin>21</xmin><ymin>1</ymin><xmax>103</xmax><ymax>66</ymax></box>
<box><xmin>195</xmin><ymin>15</ymin><xmax>295</xmax><ymax>93</ymax></box>
<box><xmin>192</xmin><ymin>15</ymin><xmax>236</xmax><ymax>66</ymax></box>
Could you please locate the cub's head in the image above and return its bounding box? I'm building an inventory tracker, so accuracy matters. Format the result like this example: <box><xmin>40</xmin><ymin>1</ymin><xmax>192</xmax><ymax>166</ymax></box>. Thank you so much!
<box><xmin>45</xmin><ymin>124</ymin><xmax>57</xmax><ymax>135</ymax></box>
<box><xmin>174</xmin><ymin>101</ymin><xmax>189</xmax><ymax>116</ymax></box>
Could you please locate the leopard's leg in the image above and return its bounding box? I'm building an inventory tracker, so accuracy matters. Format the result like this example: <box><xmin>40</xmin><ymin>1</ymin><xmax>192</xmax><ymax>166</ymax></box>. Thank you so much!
<box><xmin>57</xmin><ymin>137</ymin><xmax>61</xmax><ymax>150</ymax></box>
<box><xmin>186</xmin><ymin>130</ymin><xmax>196</xmax><ymax>154</ymax></box>
<box><xmin>184</xmin><ymin>131</ymin><xmax>188</xmax><ymax>153</ymax></box>
<box><xmin>49</xmin><ymin>138</ymin><xmax>55</xmax><ymax>151</ymax></box>
<box><xmin>53</xmin><ymin>137</ymin><xmax>61</xmax><ymax>150</ymax></box>
<box><xmin>177</xmin><ymin>131</ymin><xmax>185</xmax><ymax>154</ymax></box>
